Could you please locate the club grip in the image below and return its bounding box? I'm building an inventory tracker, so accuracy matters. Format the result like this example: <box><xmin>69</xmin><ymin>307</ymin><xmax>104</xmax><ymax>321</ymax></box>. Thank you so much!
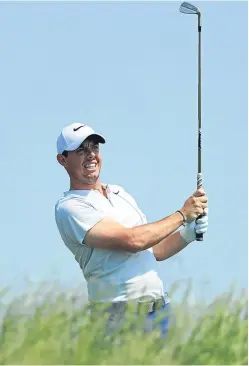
<box><xmin>196</xmin><ymin>173</ymin><xmax>204</xmax><ymax>241</ymax></box>
<box><xmin>195</xmin><ymin>212</ymin><xmax>206</xmax><ymax>241</ymax></box>
<box><xmin>196</xmin><ymin>232</ymin><xmax>203</xmax><ymax>241</ymax></box>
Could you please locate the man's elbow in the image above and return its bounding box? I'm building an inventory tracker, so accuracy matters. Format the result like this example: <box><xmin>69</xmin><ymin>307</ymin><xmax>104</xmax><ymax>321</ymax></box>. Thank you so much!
<box><xmin>152</xmin><ymin>248</ymin><xmax>166</xmax><ymax>261</ymax></box>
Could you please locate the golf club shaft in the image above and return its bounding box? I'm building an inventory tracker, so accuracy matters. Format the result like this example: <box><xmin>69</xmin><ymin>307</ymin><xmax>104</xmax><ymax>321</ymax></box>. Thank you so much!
<box><xmin>196</xmin><ymin>13</ymin><xmax>203</xmax><ymax>241</ymax></box>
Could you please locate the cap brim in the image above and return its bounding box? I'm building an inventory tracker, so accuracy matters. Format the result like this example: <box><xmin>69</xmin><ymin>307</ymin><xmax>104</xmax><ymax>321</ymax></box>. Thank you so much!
<box><xmin>65</xmin><ymin>133</ymin><xmax>106</xmax><ymax>152</ymax></box>
<box><xmin>88</xmin><ymin>133</ymin><xmax>106</xmax><ymax>144</ymax></box>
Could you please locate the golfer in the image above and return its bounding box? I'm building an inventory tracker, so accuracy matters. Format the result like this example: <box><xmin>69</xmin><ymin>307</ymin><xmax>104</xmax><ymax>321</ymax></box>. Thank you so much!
<box><xmin>55</xmin><ymin>122</ymin><xmax>208</xmax><ymax>337</ymax></box>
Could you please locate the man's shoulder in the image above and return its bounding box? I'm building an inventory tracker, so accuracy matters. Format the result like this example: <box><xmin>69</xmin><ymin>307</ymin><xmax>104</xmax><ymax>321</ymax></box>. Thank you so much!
<box><xmin>54</xmin><ymin>193</ymin><xmax>90</xmax><ymax>217</ymax></box>
<box><xmin>54</xmin><ymin>184</ymin><xmax>137</xmax><ymax>216</ymax></box>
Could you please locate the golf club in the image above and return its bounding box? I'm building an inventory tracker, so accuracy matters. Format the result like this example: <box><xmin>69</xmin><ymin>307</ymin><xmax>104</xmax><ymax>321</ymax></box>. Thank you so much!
<box><xmin>179</xmin><ymin>1</ymin><xmax>204</xmax><ymax>241</ymax></box>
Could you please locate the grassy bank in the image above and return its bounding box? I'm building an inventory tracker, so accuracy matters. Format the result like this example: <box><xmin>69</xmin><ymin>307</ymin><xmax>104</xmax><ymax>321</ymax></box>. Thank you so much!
<box><xmin>0</xmin><ymin>282</ymin><xmax>247</xmax><ymax>365</ymax></box>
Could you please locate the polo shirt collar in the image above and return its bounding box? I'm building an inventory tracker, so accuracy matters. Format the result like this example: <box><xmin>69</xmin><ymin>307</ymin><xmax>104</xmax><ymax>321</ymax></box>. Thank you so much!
<box><xmin>63</xmin><ymin>183</ymin><xmax>112</xmax><ymax>197</ymax></box>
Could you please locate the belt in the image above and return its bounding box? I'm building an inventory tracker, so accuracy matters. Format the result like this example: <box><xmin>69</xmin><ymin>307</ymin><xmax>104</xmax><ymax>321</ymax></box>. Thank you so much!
<box><xmin>90</xmin><ymin>294</ymin><xmax>170</xmax><ymax>318</ymax></box>
<box><xmin>136</xmin><ymin>297</ymin><xmax>165</xmax><ymax>315</ymax></box>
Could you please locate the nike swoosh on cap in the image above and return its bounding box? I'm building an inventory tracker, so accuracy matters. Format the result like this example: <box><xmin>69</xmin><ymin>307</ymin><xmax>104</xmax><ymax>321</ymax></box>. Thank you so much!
<box><xmin>73</xmin><ymin>125</ymin><xmax>85</xmax><ymax>131</ymax></box>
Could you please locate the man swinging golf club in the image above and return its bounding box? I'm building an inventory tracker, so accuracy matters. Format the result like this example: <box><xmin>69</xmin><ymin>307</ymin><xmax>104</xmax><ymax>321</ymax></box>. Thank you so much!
<box><xmin>54</xmin><ymin>122</ymin><xmax>208</xmax><ymax>338</ymax></box>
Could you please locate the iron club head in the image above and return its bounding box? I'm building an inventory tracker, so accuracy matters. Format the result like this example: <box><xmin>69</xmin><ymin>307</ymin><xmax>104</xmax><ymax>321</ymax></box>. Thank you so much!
<box><xmin>179</xmin><ymin>2</ymin><xmax>200</xmax><ymax>15</ymax></box>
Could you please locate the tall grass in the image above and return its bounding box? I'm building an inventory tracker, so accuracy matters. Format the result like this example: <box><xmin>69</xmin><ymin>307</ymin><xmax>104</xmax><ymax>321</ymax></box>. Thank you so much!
<box><xmin>0</xmin><ymin>281</ymin><xmax>247</xmax><ymax>365</ymax></box>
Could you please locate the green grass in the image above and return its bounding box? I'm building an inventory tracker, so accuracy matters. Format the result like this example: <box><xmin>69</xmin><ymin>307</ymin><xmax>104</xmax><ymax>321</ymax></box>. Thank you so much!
<box><xmin>0</xmin><ymin>281</ymin><xmax>247</xmax><ymax>365</ymax></box>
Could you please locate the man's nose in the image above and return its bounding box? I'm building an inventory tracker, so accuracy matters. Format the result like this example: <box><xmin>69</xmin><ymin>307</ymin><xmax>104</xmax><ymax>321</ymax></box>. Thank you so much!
<box><xmin>85</xmin><ymin>149</ymin><xmax>96</xmax><ymax>158</ymax></box>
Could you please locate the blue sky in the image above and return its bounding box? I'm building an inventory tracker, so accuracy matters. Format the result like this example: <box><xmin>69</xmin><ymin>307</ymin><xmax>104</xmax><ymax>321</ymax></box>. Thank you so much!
<box><xmin>0</xmin><ymin>1</ymin><xmax>247</xmax><ymax>302</ymax></box>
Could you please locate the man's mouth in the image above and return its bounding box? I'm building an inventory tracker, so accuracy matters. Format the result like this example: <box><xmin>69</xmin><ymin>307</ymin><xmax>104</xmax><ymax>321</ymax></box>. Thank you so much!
<box><xmin>84</xmin><ymin>163</ymin><xmax>97</xmax><ymax>171</ymax></box>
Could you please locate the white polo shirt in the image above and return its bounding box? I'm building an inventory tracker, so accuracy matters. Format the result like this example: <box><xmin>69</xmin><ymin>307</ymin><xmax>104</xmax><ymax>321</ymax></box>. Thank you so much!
<box><xmin>55</xmin><ymin>184</ymin><xmax>165</xmax><ymax>303</ymax></box>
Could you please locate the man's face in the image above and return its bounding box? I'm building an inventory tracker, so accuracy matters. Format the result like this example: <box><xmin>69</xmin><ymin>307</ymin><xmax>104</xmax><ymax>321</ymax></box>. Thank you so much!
<box><xmin>58</xmin><ymin>138</ymin><xmax>102</xmax><ymax>185</ymax></box>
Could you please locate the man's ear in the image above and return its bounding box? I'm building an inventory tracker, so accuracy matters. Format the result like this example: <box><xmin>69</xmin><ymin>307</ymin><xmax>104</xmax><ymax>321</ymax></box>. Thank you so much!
<box><xmin>57</xmin><ymin>154</ymin><xmax>67</xmax><ymax>167</ymax></box>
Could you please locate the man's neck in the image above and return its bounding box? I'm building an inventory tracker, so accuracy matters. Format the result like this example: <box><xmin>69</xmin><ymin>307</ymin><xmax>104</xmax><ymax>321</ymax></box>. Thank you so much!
<box><xmin>69</xmin><ymin>179</ymin><xmax>106</xmax><ymax>195</ymax></box>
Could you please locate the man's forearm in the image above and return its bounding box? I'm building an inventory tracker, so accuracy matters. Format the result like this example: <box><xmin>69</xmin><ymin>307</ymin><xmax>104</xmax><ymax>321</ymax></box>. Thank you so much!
<box><xmin>129</xmin><ymin>212</ymin><xmax>184</xmax><ymax>252</ymax></box>
<box><xmin>152</xmin><ymin>230</ymin><xmax>189</xmax><ymax>261</ymax></box>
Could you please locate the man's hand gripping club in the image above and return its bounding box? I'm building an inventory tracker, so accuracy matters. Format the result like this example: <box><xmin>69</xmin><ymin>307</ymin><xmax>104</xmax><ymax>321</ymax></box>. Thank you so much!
<box><xmin>179</xmin><ymin>189</ymin><xmax>208</xmax><ymax>244</ymax></box>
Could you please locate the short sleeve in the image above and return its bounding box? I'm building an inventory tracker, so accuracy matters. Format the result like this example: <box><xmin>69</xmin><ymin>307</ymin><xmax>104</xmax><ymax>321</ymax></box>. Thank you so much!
<box><xmin>55</xmin><ymin>199</ymin><xmax>105</xmax><ymax>245</ymax></box>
